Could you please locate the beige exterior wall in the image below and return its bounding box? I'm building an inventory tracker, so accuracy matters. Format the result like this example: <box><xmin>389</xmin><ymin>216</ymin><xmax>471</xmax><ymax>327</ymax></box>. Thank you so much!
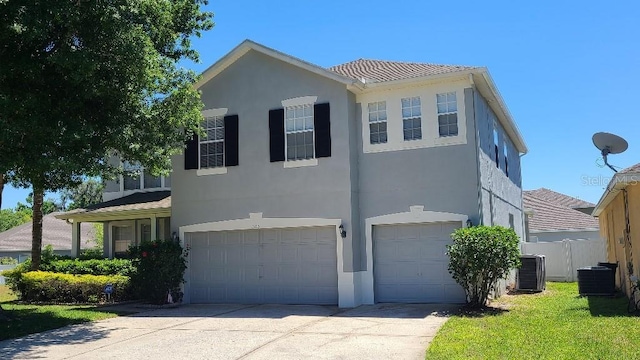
<box><xmin>599</xmin><ymin>183</ymin><xmax>640</xmax><ymax>295</ymax></box>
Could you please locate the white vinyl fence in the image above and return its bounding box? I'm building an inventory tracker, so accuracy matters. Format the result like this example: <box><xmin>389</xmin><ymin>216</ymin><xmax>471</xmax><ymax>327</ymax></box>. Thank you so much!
<box><xmin>521</xmin><ymin>238</ymin><xmax>607</xmax><ymax>282</ymax></box>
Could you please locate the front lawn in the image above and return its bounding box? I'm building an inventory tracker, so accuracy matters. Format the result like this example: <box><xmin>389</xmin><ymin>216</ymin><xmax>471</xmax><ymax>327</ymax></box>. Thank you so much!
<box><xmin>427</xmin><ymin>282</ymin><xmax>640</xmax><ymax>360</ymax></box>
<box><xmin>0</xmin><ymin>285</ymin><xmax>123</xmax><ymax>341</ymax></box>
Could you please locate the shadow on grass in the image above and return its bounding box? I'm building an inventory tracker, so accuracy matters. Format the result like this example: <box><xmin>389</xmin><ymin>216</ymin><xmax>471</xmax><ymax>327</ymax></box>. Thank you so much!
<box><xmin>0</xmin><ymin>306</ymin><xmax>113</xmax><ymax>359</ymax></box>
<box><xmin>455</xmin><ymin>305</ymin><xmax>509</xmax><ymax>318</ymax></box>
<box><xmin>584</xmin><ymin>293</ymin><xmax>638</xmax><ymax>317</ymax></box>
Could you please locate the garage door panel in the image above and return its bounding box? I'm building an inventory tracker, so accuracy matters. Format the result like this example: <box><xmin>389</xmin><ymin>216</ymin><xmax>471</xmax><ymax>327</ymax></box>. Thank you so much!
<box><xmin>374</xmin><ymin>222</ymin><xmax>465</xmax><ymax>304</ymax></box>
<box><xmin>189</xmin><ymin>226</ymin><xmax>337</xmax><ymax>305</ymax></box>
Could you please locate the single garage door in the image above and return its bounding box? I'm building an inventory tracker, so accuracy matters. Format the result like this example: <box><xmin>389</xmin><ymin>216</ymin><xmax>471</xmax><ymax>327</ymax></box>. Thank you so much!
<box><xmin>188</xmin><ymin>226</ymin><xmax>338</xmax><ymax>305</ymax></box>
<box><xmin>373</xmin><ymin>222</ymin><xmax>466</xmax><ymax>303</ymax></box>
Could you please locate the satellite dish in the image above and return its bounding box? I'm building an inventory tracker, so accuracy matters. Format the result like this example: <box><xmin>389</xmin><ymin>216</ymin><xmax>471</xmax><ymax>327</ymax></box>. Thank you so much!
<box><xmin>592</xmin><ymin>132</ymin><xmax>628</xmax><ymax>172</ymax></box>
<box><xmin>593</xmin><ymin>132</ymin><xmax>628</xmax><ymax>155</ymax></box>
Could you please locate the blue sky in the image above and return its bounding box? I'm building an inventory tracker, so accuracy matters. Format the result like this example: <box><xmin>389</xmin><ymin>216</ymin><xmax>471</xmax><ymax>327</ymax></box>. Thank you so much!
<box><xmin>2</xmin><ymin>0</ymin><xmax>638</xmax><ymax>209</ymax></box>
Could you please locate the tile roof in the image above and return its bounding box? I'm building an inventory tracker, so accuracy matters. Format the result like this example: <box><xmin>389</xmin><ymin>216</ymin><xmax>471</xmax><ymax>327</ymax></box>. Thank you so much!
<box><xmin>524</xmin><ymin>188</ymin><xmax>595</xmax><ymax>209</ymax></box>
<box><xmin>62</xmin><ymin>191</ymin><xmax>171</xmax><ymax>217</ymax></box>
<box><xmin>0</xmin><ymin>213</ymin><xmax>95</xmax><ymax>251</ymax></box>
<box><xmin>620</xmin><ymin>162</ymin><xmax>640</xmax><ymax>174</ymax></box>
<box><xmin>523</xmin><ymin>193</ymin><xmax>599</xmax><ymax>232</ymax></box>
<box><xmin>328</xmin><ymin>59</ymin><xmax>477</xmax><ymax>83</ymax></box>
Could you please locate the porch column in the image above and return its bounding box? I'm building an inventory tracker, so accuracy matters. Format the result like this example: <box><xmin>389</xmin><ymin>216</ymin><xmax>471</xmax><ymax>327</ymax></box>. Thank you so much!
<box><xmin>150</xmin><ymin>215</ymin><xmax>157</xmax><ymax>241</ymax></box>
<box><xmin>71</xmin><ymin>221</ymin><xmax>81</xmax><ymax>258</ymax></box>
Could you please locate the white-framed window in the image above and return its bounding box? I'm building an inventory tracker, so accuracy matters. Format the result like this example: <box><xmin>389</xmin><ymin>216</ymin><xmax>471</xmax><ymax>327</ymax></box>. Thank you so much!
<box><xmin>112</xmin><ymin>223</ymin><xmax>134</xmax><ymax>257</ymax></box>
<box><xmin>123</xmin><ymin>162</ymin><xmax>142</xmax><ymax>191</ymax></box>
<box><xmin>368</xmin><ymin>101</ymin><xmax>387</xmax><ymax>144</ymax></box>
<box><xmin>200</xmin><ymin>115</ymin><xmax>225</xmax><ymax>168</ymax></box>
<box><xmin>285</xmin><ymin>103</ymin><xmax>314</xmax><ymax>161</ymax></box>
<box><xmin>504</xmin><ymin>142</ymin><xmax>509</xmax><ymax>177</ymax></box>
<box><xmin>493</xmin><ymin>123</ymin><xmax>500</xmax><ymax>168</ymax></box>
<box><xmin>437</xmin><ymin>92</ymin><xmax>458</xmax><ymax>137</ymax></box>
<box><xmin>401</xmin><ymin>97</ymin><xmax>422</xmax><ymax>141</ymax></box>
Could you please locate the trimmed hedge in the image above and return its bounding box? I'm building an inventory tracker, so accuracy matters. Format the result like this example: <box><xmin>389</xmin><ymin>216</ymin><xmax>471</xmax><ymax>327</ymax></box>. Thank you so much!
<box><xmin>41</xmin><ymin>258</ymin><xmax>136</xmax><ymax>277</ymax></box>
<box><xmin>15</xmin><ymin>271</ymin><xmax>131</xmax><ymax>303</ymax></box>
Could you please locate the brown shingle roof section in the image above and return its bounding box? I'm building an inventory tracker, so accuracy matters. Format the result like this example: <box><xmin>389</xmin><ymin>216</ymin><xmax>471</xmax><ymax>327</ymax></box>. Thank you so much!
<box><xmin>0</xmin><ymin>213</ymin><xmax>95</xmax><ymax>251</ymax></box>
<box><xmin>328</xmin><ymin>59</ymin><xmax>477</xmax><ymax>83</ymax></box>
<box><xmin>524</xmin><ymin>188</ymin><xmax>595</xmax><ymax>209</ymax></box>
<box><xmin>523</xmin><ymin>193</ymin><xmax>600</xmax><ymax>232</ymax></box>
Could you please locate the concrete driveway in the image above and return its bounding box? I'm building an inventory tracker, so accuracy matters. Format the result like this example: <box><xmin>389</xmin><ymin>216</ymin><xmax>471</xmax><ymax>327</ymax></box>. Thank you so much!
<box><xmin>0</xmin><ymin>303</ymin><xmax>457</xmax><ymax>360</ymax></box>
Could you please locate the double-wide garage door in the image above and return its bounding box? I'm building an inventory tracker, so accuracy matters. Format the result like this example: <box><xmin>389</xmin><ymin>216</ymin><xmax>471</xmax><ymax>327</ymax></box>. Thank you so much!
<box><xmin>373</xmin><ymin>222</ymin><xmax>466</xmax><ymax>303</ymax></box>
<box><xmin>188</xmin><ymin>227</ymin><xmax>338</xmax><ymax>305</ymax></box>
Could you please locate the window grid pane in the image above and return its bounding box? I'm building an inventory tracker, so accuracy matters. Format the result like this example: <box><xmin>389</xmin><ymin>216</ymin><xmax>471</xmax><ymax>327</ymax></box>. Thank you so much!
<box><xmin>200</xmin><ymin>115</ymin><xmax>224</xmax><ymax>169</ymax></box>
<box><xmin>285</xmin><ymin>104</ymin><xmax>314</xmax><ymax>160</ymax></box>
<box><xmin>368</xmin><ymin>101</ymin><xmax>388</xmax><ymax>144</ymax></box>
<box><xmin>436</xmin><ymin>92</ymin><xmax>458</xmax><ymax>138</ymax></box>
<box><xmin>401</xmin><ymin>97</ymin><xmax>421</xmax><ymax>141</ymax></box>
<box><xmin>438</xmin><ymin>114</ymin><xmax>459</xmax><ymax>137</ymax></box>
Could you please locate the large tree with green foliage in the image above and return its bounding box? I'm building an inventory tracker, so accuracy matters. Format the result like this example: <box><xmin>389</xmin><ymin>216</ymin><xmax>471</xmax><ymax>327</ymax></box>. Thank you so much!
<box><xmin>60</xmin><ymin>178</ymin><xmax>104</xmax><ymax>210</ymax></box>
<box><xmin>0</xmin><ymin>0</ymin><xmax>213</xmax><ymax>271</ymax></box>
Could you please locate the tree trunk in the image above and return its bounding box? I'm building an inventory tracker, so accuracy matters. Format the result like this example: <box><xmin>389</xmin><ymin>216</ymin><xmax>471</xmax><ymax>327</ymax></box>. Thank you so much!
<box><xmin>0</xmin><ymin>173</ymin><xmax>4</xmax><ymax>209</ymax></box>
<box><xmin>30</xmin><ymin>186</ymin><xmax>44</xmax><ymax>270</ymax></box>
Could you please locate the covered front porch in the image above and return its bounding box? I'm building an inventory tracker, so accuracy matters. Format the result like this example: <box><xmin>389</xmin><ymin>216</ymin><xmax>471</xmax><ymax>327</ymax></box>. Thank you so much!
<box><xmin>55</xmin><ymin>191</ymin><xmax>172</xmax><ymax>258</ymax></box>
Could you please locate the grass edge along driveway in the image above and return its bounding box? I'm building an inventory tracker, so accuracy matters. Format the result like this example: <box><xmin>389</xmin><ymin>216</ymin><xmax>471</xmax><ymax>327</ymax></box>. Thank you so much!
<box><xmin>0</xmin><ymin>285</ymin><xmax>125</xmax><ymax>341</ymax></box>
<box><xmin>427</xmin><ymin>282</ymin><xmax>640</xmax><ymax>360</ymax></box>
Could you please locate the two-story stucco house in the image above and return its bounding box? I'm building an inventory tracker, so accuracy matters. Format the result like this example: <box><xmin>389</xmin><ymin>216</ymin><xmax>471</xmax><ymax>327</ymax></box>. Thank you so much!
<box><xmin>58</xmin><ymin>40</ymin><xmax>527</xmax><ymax>308</ymax></box>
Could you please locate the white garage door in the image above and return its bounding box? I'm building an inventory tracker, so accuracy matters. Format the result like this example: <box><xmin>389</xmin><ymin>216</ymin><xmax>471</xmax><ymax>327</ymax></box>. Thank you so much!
<box><xmin>373</xmin><ymin>222</ymin><xmax>466</xmax><ymax>303</ymax></box>
<box><xmin>187</xmin><ymin>226</ymin><xmax>338</xmax><ymax>305</ymax></box>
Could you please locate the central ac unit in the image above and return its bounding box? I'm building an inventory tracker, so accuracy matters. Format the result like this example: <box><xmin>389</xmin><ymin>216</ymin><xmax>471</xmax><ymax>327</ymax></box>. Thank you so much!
<box><xmin>517</xmin><ymin>255</ymin><xmax>546</xmax><ymax>292</ymax></box>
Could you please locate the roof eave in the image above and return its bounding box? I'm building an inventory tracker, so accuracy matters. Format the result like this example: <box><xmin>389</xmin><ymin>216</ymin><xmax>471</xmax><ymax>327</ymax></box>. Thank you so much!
<box><xmin>194</xmin><ymin>39</ymin><xmax>362</xmax><ymax>90</ymax></box>
<box><xmin>592</xmin><ymin>172</ymin><xmax>640</xmax><ymax>216</ymax></box>
<box><xmin>55</xmin><ymin>207</ymin><xmax>171</xmax><ymax>222</ymax></box>
<box><xmin>472</xmin><ymin>70</ymin><xmax>528</xmax><ymax>154</ymax></box>
<box><xmin>360</xmin><ymin>68</ymin><xmax>528</xmax><ymax>154</ymax></box>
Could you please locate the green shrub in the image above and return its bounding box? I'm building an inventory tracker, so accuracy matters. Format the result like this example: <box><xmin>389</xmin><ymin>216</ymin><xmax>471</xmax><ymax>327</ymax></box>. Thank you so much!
<box><xmin>41</xmin><ymin>258</ymin><xmax>135</xmax><ymax>277</ymax></box>
<box><xmin>447</xmin><ymin>226</ymin><xmax>521</xmax><ymax>308</ymax></box>
<box><xmin>79</xmin><ymin>247</ymin><xmax>106</xmax><ymax>260</ymax></box>
<box><xmin>0</xmin><ymin>256</ymin><xmax>18</xmax><ymax>265</ymax></box>
<box><xmin>18</xmin><ymin>271</ymin><xmax>131</xmax><ymax>303</ymax></box>
<box><xmin>129</xmin><ymin>240</ymin><xmax>188</xmax><ymax>304</ymax></box>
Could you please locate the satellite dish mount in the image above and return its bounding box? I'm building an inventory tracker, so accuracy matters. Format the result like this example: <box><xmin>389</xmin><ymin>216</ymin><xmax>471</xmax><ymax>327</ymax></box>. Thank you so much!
<box><xmin>592</xmin><ymin>132</ymin><xmax>628</xmax><ymax>173</ymax></box>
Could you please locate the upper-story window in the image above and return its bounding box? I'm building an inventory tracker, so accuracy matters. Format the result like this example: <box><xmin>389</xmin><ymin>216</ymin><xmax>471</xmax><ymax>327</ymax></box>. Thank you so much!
<box><xmin>123</xmin><ymin>162</ymin><xmax>142</xmax><ymax>191</ymax></box>
<box><xmin>285</xmin><ymin>104</ymin><xmax>314</xmax><ymax>161</ymax></box>
<box><xmin>437</xmin><ymin>92</ymin><xmax>458</xmax><ymax>137</ymax></box>
<box><xmin>368</xmin><ymin>101</ymin><xmax>387</xmax><ymax>144</ymax></box>
<box><xmin>401</xmin><ymin>97</ymin><xmax>422</xmax><ymax>141</ymax></box>
<box><xmin>200</xmin><ymin>115</ymin><xmax>225</xmax><ymax>168</ymax></box>
<box><xmin>503</xmin><ymin>142</ymin><xmax>509</xmax><ymax>177</ymax></box>
<box><xmin>121</xmin><ymin>161</ymin><xmax>168</xmax><ymax>191</ymax></box>
<box><xmin>493</xmin><ymin>123</ymin><xmax>500</xmax><ymax>168</ymax></box>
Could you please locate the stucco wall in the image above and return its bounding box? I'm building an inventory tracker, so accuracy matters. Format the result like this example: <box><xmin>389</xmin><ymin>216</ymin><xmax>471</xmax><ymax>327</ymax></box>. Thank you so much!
<box><xmin>599</xmin><ymin>184</ymin><xmax>640</xmax><ymax>293</ymax></box>
<box><xmin>474</xmin><ymin>89</ymin><xmax>524</xmax><ymax>241</ymax></box>
<box><xmin>171</xmin><ymin>50</ymin><xmax>360</xmax><ymax>271</ymax></box>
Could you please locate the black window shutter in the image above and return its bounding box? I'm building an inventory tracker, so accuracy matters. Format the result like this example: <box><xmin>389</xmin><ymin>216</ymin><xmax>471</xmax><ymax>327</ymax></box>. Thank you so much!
<box><xmin>269</xmin><ymin>108</ymin><xmax>285</xmax><ymax>162</ymax></box>
<box><xmin>224</xmin><ymin>115</ymin><xmax>239</xmax><ymax>167</ymax></box>
<box><xmin>314</xmin><ymin>102</ymin><xmax>331</xmax><ymax>158</ymax></box>
<box><xmin>184</xmin><ymin>131</ymin><xmax>199</xmax><ymax>170</ymax></box>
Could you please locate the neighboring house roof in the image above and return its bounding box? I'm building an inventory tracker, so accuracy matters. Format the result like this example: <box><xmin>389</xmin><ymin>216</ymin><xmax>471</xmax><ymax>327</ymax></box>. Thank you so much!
<box><xmin>524</xmin><ymin>193</ymin><xmax>600</xmax><ymax>232</ymax></box>
<box><xmin>0</xmin><ymin>212</ymin><xmax>95</xmax><ymax>252</ymax></box>
<box><xmin>593</xmin><ymin>162</ymin><xmax>640</xmax><ymax>216</ymax></box>
<box><xmin>524</xmin><ymin>188</ymin><xmax>595</xmax><ymax>209</ymax></box>
<box><xmin>194</xmin><ymin>39</ymin><xmax>527</xmax><ymax>154</ymax></box>
<box><xmin>56</xmin><ymin>191</ymin><xmax>171</xmax><ymax>222</ymax></box>
<box><xmin>328</xmin><ymin>59</ymin><xmax>477</xmax><ymax>84</ymax></box>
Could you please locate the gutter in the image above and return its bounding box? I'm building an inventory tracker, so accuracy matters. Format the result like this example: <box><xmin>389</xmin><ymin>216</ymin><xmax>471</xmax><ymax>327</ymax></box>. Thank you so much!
<box><xmin>592</xmin><ymin>172</ymin><xmax>640</xmax><ymax>216</ymax></box>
